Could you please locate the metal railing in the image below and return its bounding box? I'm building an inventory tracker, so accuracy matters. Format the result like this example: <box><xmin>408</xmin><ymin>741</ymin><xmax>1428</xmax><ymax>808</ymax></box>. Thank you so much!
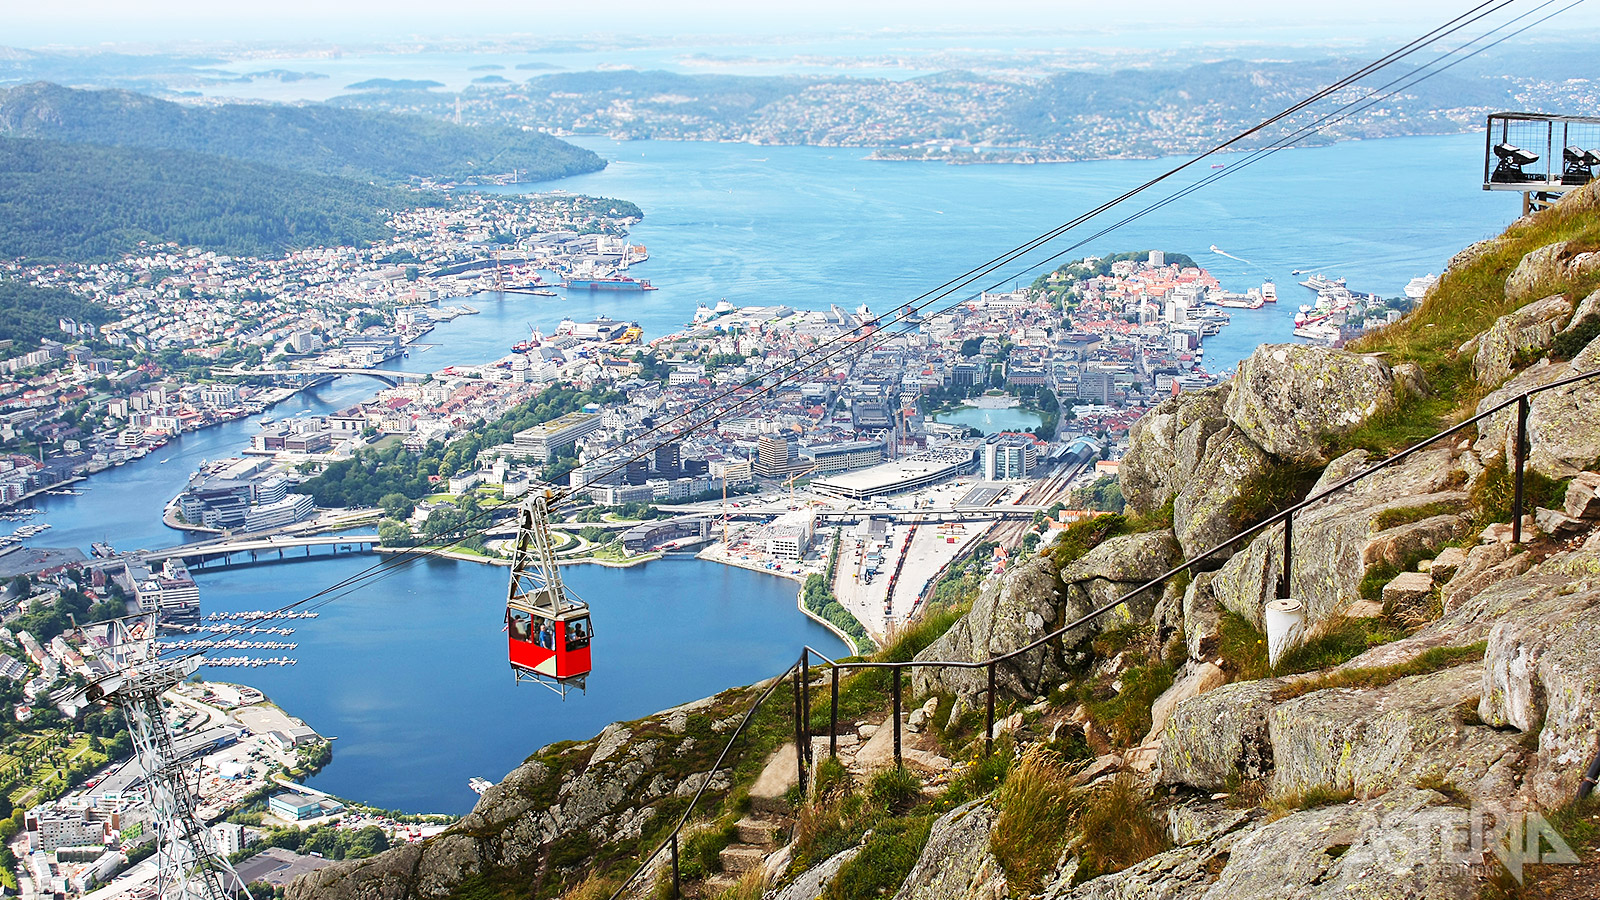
<box><xmin>605</xmin><ymin>367</ymin><xmax>1600</xmax><ymax>899</ymax></box>
<box><xmin>605</xmin><ymin>655</ymin><xmax>804</xmax><ymax>900</ymax></box>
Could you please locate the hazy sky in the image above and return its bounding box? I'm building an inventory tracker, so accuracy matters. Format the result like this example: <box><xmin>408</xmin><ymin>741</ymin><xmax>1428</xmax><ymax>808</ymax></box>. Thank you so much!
<box><xmin>9</xmin><ymin>0</ymin><xmax>1598</xmax><ymax>47</ymax></box>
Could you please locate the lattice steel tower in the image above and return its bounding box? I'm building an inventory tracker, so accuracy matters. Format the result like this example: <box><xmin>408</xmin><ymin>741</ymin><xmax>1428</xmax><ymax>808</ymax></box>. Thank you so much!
<box><xmin>86</xmin><ymin>616</ymin><xmax>245</xmax><ymax>900</ymax></box>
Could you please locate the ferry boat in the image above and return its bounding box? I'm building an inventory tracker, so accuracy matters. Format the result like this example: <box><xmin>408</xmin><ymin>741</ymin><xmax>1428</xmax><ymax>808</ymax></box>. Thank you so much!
<box><xmin>469</xmin><ymin>777</ymin><xmax>494</xmax><ymax>795</ymax></box>
<box><xmin>1299</xmin><ymin>274</ymin><xmax>1347</xmax><ymax>292</ymax></box>
<box><xmin>562</xmin><ymin>275</ymin><xmax>657</xmax><ymax>291</ymax></box>
<box><xmin>1209</xmin><ymin>289</ymin><xmax>1264</xmax><ymax>309</ymax></box>
<box><xmin>1261</xmin><ymin>281</ymin><xmax>1277</xmax><ymax>302</ymax></box>
<box><xmin>1294</xmin><ymin>320</ymin><xmax>1342</xmax><ymax>343</ymax></box>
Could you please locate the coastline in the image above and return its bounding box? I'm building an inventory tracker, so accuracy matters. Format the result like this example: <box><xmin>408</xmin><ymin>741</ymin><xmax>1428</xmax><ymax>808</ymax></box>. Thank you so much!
<box><xmin>0</xmin><ymin>474</ymin><xmax>85</xmax><ymax>511</ymax></box>
<box><xmin>371</xmin><ymin>541</ymin><xmax>859</xmax><ymax>653</ymax></box>
<box><xmin>10</xmin><ymin>381</ymin><xmax>320</xmax><ymax>514</ymax></box>
<box><xmin>696</xmin><ymin>546</ymin><xmax>859</xmax><ymax>656</ymax></box>
<box><xmin>163</xmin><ymin>497</ymin><xmax>224</xmax><ymax>534</ymax></box>
<box><xmin>372</xmin><ymin>545</ymin><xmax>664</xmax><ymax>569</ymax></box>
<box><xmin>797</xmin><ymin>588</ymin><xmax>859</xmax><ymax>658</ymax></box>
<box><xmin>694</xmin><ymin>547</ymin><xmax>805</xmax><ymax>583</ymax></box>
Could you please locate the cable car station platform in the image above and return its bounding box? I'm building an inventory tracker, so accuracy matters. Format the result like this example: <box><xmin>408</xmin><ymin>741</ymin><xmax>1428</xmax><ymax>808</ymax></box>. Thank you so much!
<box><xmin>1484</xmin><ymin>112</ymin><xmax>1600</xmax><ymax>213</ymax></box>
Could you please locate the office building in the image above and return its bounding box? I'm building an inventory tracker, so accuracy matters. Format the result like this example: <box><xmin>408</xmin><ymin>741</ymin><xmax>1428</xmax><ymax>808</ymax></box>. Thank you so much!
<box><xmin>513</xmin><ymin>412</ymin><xmax>601</xmax><ymax>462</ymax></box>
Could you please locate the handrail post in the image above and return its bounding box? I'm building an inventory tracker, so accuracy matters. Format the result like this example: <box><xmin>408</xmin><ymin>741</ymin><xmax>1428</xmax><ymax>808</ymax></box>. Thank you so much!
<box><xmin>892</xmin><ymin>665</ymin><xmax>903</xmax><ymax>769</ymax></box>
<box><xmin>801</xmin><ymin>648</ymin><xmax>812</xmax><ymax>771</ymax></box>
<box><xmin>829</xmin><ymin>664</ymin><xmax>839</xmax><ymax>759</ymax></box>
<box><xmin>1278</xmin><ymin>513</ymin><xmax>1293</xmax><ymax>600</ymax></box>
<box><xmin>1579</xmin><ymin>747</ymin><xmax>1600</xmax><ymax>800</ymax></box>
<box><xmin>792</xmin><ymin>662</ymin><xmax>807</xmax><ymax>795</ymax></box>
<box><xmin>985</xmin><ymin>662</ymin><xmax>996</xmax><ymax>757</ymax></box>
<box><xmin>1512</xmin><ymin>395</ymin><xmax>1530</xmax><ymax>544</ymax></box>
<box><xmin>671</xmin><ymin>833</ymin><xmax>680</xmax><ymax>900</ymax></box>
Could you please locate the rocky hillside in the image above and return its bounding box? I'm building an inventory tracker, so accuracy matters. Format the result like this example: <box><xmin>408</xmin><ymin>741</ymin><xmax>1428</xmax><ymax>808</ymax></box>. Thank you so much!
<box><xmin>294</xmin><ymin>184</ymin><xmax>1600</xmax><ymax>900</ymax></box>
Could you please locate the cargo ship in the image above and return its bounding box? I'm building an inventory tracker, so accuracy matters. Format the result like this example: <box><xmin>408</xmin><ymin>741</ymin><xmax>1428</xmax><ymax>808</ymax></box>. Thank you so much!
<box><xmin>562</xmin><ymin>275</ymin><xmax>658</xmax><ymax>291</ymax></box>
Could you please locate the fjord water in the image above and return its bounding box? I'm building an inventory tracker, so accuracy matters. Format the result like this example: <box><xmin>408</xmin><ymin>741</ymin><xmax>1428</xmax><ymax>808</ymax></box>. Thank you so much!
<box><xmin>479</xmin><ymin>131</ymin><xmax>1508</xmax><ymax>377</ymax></box>
<box><xmin>30</xmin><ymin>131</ymin><xmax>1522</xmax><ymax>813</ymax></box>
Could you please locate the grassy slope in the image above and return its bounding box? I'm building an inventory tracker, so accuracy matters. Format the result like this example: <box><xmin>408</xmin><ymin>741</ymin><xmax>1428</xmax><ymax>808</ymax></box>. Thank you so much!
<box><xmin>1335</xmin><ymin>181</ymin><xmax>1600</xmax><ymax>455</ymax></box>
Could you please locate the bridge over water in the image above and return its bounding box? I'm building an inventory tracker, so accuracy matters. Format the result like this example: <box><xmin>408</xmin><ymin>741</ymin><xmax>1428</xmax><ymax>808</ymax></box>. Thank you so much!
<box><xmin>214</xmin><ymin>365</ymin><xmax>441</xmax><ymax>387</ymax></box>
<box><xmin>143</xmin><ymin>534</ymin><xmax>380</xmax><ymax>570</ymax></box>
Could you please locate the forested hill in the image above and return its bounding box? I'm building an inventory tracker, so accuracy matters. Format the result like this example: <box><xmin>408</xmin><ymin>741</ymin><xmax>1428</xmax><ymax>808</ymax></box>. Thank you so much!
<box><xmin>0</xmin><ymin>136</ymin><xmax>410</xmax><ymax>262</ymax></box>
<box><xmin>0</xmin><ymin>279</ymin><xmax>113</xmax><ymax>348</ymax></box>
<box><xmin>0</xmin><ymin>82</ymin><xmax>604</xmax><ymax>183</ymax></box>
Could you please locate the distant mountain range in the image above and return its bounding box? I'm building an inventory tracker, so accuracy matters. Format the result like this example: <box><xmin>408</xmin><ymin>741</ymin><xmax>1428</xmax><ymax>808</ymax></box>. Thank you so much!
<box><xmin>0</xmin><ymin>83</ymin><xmax>610</xmax><ymax>262</ymax></box>
<box><xmin>0</xmin><ymin>82</ymin><xmax>604</xmax><ymax>183</ymax></box>
<box><xmin>328</xmin><ymin>56</ymin><xmax>1596</xmax><ymax>159</ymax></box>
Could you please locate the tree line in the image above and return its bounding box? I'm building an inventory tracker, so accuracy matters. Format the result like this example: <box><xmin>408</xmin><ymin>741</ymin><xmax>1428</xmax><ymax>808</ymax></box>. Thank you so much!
<box><xmin>0</xmin><ymin>279</ymin><xmax>114</xmax><ymax>348</ymax></box>
<box><xmin>301</xmin><ymin>382</ymin><xmax>624</xmax><ymax>509</ymax></box>
<box><xmin>0</xmin><ymin>82</ymin><xmax>606</xmax><ymax>184</ymax></box>
<box><xmin>0</xmin><ymin>136</ymin><xmax>406</xmax><ymax>262</ymax></box>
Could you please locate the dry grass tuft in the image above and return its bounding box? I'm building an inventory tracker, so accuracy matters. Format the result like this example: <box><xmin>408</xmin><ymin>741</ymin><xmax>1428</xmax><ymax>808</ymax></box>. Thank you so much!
<box><xmin>1272</xmin><ymin>642</ymin><xmax>1486</xmax><ymax>701</ymax></box>
<box><xmin>560</xmin><ymin>872</ymin><xmax>618</xmax><ymax>900</ymax></box>
<box><xmin>1265</xmin><ymin>785</ymin><xmax>1357</xmax><ymax>821</ymax></box>
<box><xmin>1073</xmin><ymin>774</ymin><xmax>1173</xmax><ymax>882</ymax></box>
<box><xmin>991</xmin><ymin>747</ymin><xmax>1079</xmax><ymax>895</ymax></box>
<box><xmin>991</xmin><ymin>749</ymin><xmax>1171</xmax><ymax>891</ymax></box>
<box><xmin>711</xmin><ymin>868</ymin><xmax>769</xmax><ymax>900</ymax></box>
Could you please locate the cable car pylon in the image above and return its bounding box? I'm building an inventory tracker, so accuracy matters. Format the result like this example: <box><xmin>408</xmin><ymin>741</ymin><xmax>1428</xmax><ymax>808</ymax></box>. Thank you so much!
<box><xmin>505</xmin><ymin>489</ymin><xmax>593</xmax><ymax>696</ymax></box>
<box><xmin>81</xmin><ymin>615</ymin><xmax>247</xmax><ymax>900</ymax></box>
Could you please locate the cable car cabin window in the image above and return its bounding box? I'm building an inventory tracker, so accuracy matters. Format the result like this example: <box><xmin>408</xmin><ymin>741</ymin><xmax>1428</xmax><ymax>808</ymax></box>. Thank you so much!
<box><xmin>507</xmin><ymin>609</ymin><xmax>534</xmax><ymax>643</ymax></box>
<box><xmin>534</xmin><ymin>616</ymin><xmax>559</xmax><ymax>650</ymax></box>
<box><xmin>565</xmin><ymin>616</ymin><xmax>592</xmax><ymax>651</ymax></box>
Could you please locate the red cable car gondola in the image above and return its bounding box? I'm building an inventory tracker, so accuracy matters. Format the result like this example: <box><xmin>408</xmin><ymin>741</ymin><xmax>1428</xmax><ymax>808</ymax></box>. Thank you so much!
<box><xmin>506</xmin><ymin>490</ymin><xmax>591</xmax><ymax>695</ymax></box>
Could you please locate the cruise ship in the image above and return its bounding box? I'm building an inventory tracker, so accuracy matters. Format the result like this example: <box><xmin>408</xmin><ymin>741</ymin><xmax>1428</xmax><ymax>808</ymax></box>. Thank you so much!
<box><xmin>1404</xmin><ymin>274</ymin><xmax>1439</xmax><ymax>300</ymax></box>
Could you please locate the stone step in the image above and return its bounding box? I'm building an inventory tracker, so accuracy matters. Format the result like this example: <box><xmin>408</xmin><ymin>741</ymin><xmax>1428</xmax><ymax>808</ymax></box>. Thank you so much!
<box><xmin>747</xmin><ymin>744</ymin><xmax>797</xmax><ymax>815</ymax></box>
<box><xmin>1382</xmin><ymin>570</ymin><xmax>1434</xmax><ymax>613</ymax></box>
<box><xmin>718</xmin><ymin>844</ymin><xmax>768</xmax><ymax>875</ymax></box>
<box><xmin>735</xmin><ymin>816</ymin><xmax>785</xmax><ymax>845</ymax></box>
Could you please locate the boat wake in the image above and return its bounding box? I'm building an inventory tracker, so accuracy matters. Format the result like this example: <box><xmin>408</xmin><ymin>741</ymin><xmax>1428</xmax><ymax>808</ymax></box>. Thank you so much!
<box><xmin>1208</xmin><ymin>245</ymin><xmax>1258</xmax><ymax>268</ymax></box>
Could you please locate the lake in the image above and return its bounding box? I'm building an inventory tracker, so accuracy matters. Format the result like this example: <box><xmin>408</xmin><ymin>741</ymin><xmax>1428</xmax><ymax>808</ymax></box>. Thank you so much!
<box><xmin>933</xmin><ymin>406</ymin><xmax>1043</xmax><ymax>435</ymax></box>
